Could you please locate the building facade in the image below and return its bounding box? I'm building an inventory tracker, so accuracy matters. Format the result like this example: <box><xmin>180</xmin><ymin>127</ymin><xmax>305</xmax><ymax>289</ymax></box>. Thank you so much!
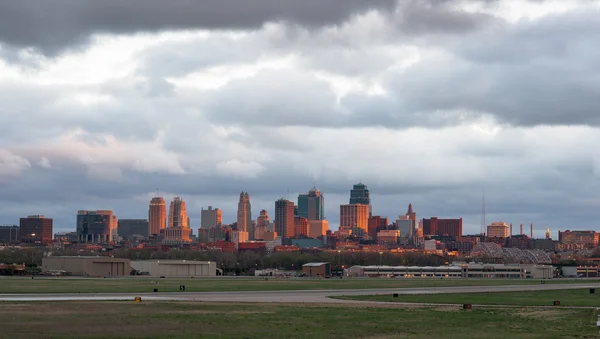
<box><xmin>19</xmin><ymin>215</ymin><xmax>53</xmax><ymax>245</ymax></box>
<box><xmin>0</xmin><ymin>225</ymin><xmax>19</xmax><ymax>244</ymax></box>
<box><xmin>201</xmin><ymin>206</ymin><xmax>222</xmax><ymax>229</ymax></box>
<box><xmin>294</xmin><ymin>216</ymin><xmax>310</xmax><ymax>237</ymax></box>
<box><xmin>275</xmin><ymin>198</ymin><xmax>295</xmax><ymax>239</ymax></box>
<box><xmin>237</xmin><ymin>192</ymin><xmax>252</xmax><ymax>238</ymax></box>
<box><xmin>117</xmin><ymin>219</ymin><xmax>149</xmax><ymax>240</ymax></box>
<box><xmin>487</xmin><ymin>221</ymin><xmax>509</xmax><ymax>238</ymax></box>
<box><xmin>148</xmin><ymin>197</ymin><xmax>166</xmax><ymax>236</ymax></box>
<box><xmin>298</xmin><ymin>187</ymin><xmax>324</xmax><ymax>220</ymax></box>
<box><xmin>77</xmin><ymin>210</ymin><xmax>117</xmax><ymax>243</ymax></box>
<box><xmin>168</xmin><ymin>197</ymin><xmax>188</xmax><ymax>228</ymax></box>
<box><xmin>558</xmin><ymin>230</ymin><xmax>598</xmax><ymax>246</ymax></box>
<box><xmin>309</xmin><ymin>220</ymin><xmax>328</xmax><ymax>239</ymax></box>
<box><xmin>339</xmin><ymin>204</ymin><xmax>370</xmax><ymax>238</ymax></box>
<box><xmin>349</xmin><ymin>183</ymin><xmax>371</xmax><ymax>216</ymax></box>
<box><xmin>422</xmin><ymin>217</ymin><xmax>463</xmax><ymax>237</ymax></box>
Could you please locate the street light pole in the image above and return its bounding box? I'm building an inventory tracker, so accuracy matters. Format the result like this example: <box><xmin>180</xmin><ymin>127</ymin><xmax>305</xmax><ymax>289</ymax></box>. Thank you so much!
<box><xmin>31</xmin><ymin>233</ymin><xmax>36</xmax><ymax>267</ymax></box>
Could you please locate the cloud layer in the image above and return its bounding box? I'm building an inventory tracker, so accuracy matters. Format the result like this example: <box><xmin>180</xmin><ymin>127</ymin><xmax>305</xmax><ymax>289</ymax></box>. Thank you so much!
<box><xmin>1</xmin><ymin>0</ymin><xmax>600</xmax><ymax>237</ymax></box>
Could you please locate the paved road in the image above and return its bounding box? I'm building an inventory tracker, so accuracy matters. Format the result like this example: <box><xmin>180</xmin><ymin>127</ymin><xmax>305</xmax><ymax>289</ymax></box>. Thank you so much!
<box><xmin>0</xmin><ymin>283</ymin><xmax>598</xmax><ymax>303</ymax></box>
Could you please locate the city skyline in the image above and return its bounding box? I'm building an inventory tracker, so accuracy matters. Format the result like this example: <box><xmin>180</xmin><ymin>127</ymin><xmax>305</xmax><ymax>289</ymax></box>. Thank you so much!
<box><xmin>0</xmin><ymin>183</ymin><xmax>576</xmax><ymax>239</ymax></box>
<box><xmin>1</xmin><ymin>1</ymin><xmax>600</xmax><ymax>237</ymax></box>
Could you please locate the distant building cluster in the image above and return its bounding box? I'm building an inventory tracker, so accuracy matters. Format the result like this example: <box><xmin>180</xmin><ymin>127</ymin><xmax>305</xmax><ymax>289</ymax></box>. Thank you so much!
<box><xmin>0</xmin><ymin>183</ymin><xmax>598</xmax><ymax>261</ymax></box>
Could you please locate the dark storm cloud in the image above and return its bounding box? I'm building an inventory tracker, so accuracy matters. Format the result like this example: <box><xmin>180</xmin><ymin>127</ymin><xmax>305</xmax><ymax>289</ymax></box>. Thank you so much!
<box><xmin>0</xmin><ymin>0</ymin><xmax>396</xmax><ymax>54</ymax></box>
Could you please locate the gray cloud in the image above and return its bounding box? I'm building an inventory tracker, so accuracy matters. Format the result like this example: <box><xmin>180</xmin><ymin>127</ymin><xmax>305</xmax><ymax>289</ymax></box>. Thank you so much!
<box><xmin>0</xmin><ymin>0</ymin><xmax>396</xmax><ymax>54</ymax></box>
<box><xmin>2</xmin><ymin>0</ymin><xmax>600</xmax><ymax>238</ymax></box>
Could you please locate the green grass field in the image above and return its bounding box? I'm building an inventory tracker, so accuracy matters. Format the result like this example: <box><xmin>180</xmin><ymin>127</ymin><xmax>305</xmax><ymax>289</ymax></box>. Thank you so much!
<box><xmin>0</xmin><ymin>301</ymin><xmax>596</xmax><ymax>338</ymax></box>
<box><xmin>0</xmin><ymin>277</ymin><xmax>596</xmax><ymax>293</ymax></box>
<box><xmin>337</xmin><ymin>288</ymin><xmax>600</xmax><ymax>307</ymax></box>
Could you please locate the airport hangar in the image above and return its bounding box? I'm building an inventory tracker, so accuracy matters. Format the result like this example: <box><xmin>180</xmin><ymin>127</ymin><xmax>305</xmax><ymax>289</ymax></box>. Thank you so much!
<box><xmin>42</xmin><ymin>257</ymin><xmax>218</xmax><ymax>277</ymax></box>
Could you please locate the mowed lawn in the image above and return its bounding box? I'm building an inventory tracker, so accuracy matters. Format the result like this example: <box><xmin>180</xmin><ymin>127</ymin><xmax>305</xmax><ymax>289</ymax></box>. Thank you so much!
<box><xmin>338</xmin><ymin>288</ymin><xmax>600</xmax><ymax>307</ymax></box>
<box><xmin>0</xmin><ymin>277</ymin><xmax>596</xmax><ymax>293</ymax></box>
<box><xmin>0</xmin><ymin>301</ymin><xmax>596</xmax><ymax>338</ymax></box>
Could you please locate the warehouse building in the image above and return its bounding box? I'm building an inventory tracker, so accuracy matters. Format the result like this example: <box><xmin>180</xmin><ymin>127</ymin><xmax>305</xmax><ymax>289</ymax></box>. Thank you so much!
<box><xmin>302</xmin><ymin>262</ymin><xmax>331</xmax><ymax>277</ymax></box>
<box><xmin>42</xmin><ymin>256</ymin><xmax>131</xmax><ymax>276</ymax></box>
<box><xmin>130</xmin><ymin>260</ymin><xmax>217</xmax><ymax>277</ymax></box>
<box><xmin>348</xmin><ymin>263</ymin><xmax>553</xmax><ymax>279</ymax></box>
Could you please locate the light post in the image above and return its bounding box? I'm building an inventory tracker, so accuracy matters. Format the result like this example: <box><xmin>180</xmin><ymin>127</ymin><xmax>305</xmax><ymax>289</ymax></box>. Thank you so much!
<box><xmin>337</xmin><ymin>250</ymin><xmax>341</xmax><ymax>269</ymax></box>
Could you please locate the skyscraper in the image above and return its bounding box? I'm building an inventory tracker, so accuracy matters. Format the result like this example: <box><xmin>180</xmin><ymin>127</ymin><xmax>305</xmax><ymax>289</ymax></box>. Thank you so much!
<box><xmin>77</xmin><ymin>210</ymin><xmax>117</xmax><ymax>243</ymax></box>
<box><xmin>237</xmin><ymin>192</ymin><xmax>252</xmax><ymax>235</ymax></box>
<box><xmin>294</xmin><ymin>216</ymin><xmax>310</xmax><ymax>237</ymax></box>
<box><xmin>163</xmin><ymin>197</ymin><xmax>191</xmax><ymax>244</ymax></box>
<box><xmin>406</xmin><ymin>203</ymin><xmax>416</xmax><ymax>222</ymax></box>
<box><xmin>275</xmin><ymin>198</ymin><xmax>295</xmax><ymax>239</ymax></box>
<box><xmin>148</xmin><ymin>197</ymin><xmax>166</xmax><ymax>236</ymax></box>
<box><xmin>298</xmin><ymin>186</ymin><xmax>324</xmax><ymax>220</ymax></box>
<box><xmin>20</xmin><ymin>215</ymin><xmax>53</xmax><ymax>245</ymax></box>
<box><xmin>201</xmin><ymin>206</ymin><xmax>222</xmax><ymax>229</ymax></box>
<box><xmin>349</xmin><ymin>183</ymin><xmax>371</xmax><ymax>216</ymax></box>
<box><xmin>168</xmin><ymin>197</ymin><xmax>188</xmax><ymax>228</ymax></box>
<box><xmin>339</xmin><ymin>204</ymin><xmax>370</xmax><ymax>238</ymax></box>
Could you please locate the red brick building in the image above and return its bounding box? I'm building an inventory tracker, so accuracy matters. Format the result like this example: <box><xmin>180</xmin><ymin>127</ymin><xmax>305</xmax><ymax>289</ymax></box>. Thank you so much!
<box><xmin>20</xmin><ymin>215</ymin><xmax>53</xmax><ymax>245</ymax></box>
<box><xmin>423</xmin><ymin>217</ymin><xmax>462</xmax><ymax>237</ymax></box>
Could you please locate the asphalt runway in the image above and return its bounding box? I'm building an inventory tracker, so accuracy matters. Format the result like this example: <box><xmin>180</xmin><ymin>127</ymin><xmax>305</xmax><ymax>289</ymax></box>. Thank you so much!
<box><xmin>0</xmin><ymin>283</ymin><xmax>598</xmax><ymax>303</ymax></box>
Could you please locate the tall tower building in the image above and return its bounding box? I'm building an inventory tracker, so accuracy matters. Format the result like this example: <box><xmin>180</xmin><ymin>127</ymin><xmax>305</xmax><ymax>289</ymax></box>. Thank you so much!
<box><xmin>201</xmin><ymin>206</ymin><xmax>222</xmax><ymax>229</ymax></box>
<box><xmin>405</xmin><ymin>203</ymin><xmax>416</xmax><ymax>222</ymax></box>
<box><xmin>237</xmin><ymin>192</ymin><xmax>252</xmax><ymax>234</ymax></box>
<box><xmin>148</xmin><ymin>197</ymin><xmax>166</xmax><ymax>236</ymax></box>
<box><xmin>275</xmin><ymin>198</ymin><xmax>295</xmax><ymax>240</ymax></box>
<box><xmin>168</xmin><ymin>197</ymin><xmax>188</xmax><ymax>228</ymax></box>
<box><xmin>339</xmin><ymin>204</ymin><xmax>370</xmax><ymax>238</ymax></box>
<box><xmin>298</xmin><ymin>187</ymin><xmax>324</xmax><ymax>220</ymax></box>
<box><xmin>349</xmin><ymin>183</ymin><xmax>371</xmax><ymax>216</ymax></box>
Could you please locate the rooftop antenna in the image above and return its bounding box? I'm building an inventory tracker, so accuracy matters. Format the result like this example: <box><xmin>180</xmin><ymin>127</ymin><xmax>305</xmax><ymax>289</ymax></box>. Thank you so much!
<box><xmin>480</xmin><ymin>190</ymin><xmax>486</xmax><ymax>237</ymax></box>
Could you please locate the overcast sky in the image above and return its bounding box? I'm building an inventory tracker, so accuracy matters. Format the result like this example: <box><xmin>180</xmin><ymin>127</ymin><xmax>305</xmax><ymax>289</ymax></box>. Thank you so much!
<box><xmin>1</xmin><ymin>0</ymin><xmax>600</xmax><ymax>237</ymax></box>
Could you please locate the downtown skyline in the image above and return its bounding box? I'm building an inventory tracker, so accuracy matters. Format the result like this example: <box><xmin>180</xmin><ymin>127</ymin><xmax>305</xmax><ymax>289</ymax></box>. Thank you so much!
<box><xmin>1</xmin><ymin>1</ymin><xmax>600</xmax><ymax>236</ymax></box>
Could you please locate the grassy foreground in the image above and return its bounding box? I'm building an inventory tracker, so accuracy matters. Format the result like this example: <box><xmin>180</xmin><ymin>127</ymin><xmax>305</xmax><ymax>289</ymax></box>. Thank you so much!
<box><xmin>0</xmin><ymin>277</ymin><xmax>595</xmax><ymax>294</ymax></box>
<box><xmin>337</xmin><ymin>288</ymin><xmax>600</xmax><ymax>307</ymax></box>
<box><xmin>0</xmin><ymin>301</ymin><xmax>596</xmax><ymax>338</ymax></box>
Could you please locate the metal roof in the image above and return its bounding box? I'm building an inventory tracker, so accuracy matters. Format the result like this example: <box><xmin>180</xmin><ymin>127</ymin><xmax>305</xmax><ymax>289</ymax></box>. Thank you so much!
<box><xmin>302</xmin><ymin>262</ymin><xmax>330</xmax><ymax>267</ymax></box>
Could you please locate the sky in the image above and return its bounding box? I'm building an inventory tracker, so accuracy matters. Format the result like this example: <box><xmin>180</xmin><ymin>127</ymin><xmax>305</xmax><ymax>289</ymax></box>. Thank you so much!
<box><xmin>1</xmin><ymin>0</ymin><xmax>600</xmax><ymax>237</ymax></box>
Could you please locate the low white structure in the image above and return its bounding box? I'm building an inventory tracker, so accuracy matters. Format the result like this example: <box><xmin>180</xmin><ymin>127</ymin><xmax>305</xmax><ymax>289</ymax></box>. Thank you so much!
<box><xmin>348</xmin><ymin>263</ymin><xmax>553</xmax><ymax>279</ymax></box>
<box><xmin>131</xmin><ymin>260</ymin><xmax>217</xmax><ymax>277</ymax></box>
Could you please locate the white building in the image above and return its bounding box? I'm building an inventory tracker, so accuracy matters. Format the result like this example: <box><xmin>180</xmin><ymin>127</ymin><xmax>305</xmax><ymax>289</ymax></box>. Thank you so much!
<box><xmin>424</xmin><ymin>239</ymin><xmax>437</xmax><ymax>251</ymax></box>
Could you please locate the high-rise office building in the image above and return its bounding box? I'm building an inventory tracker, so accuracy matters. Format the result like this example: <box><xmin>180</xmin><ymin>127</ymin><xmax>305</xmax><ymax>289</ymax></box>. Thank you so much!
<box><xmin>487</xmin><ymin>221</ymin><xmax>509</xmax><ymax>238</ymax></box>
<box><xmin>255</xmin><ymin>209</ymin><xmax>270</xmax><ymax>240</ymax></box>
<box><xmin>275</xmin><ymin>198</ymin><xmax>295</xmax><ymax>239</ymax></box>
<box><xmin>349</xmin><ymin>183</ymin><xmax>371</xmax><ymax>216</ymax></box>
<box><xmin>162</xmin><ymin>197</ymin><xmax>191</xmax><ymax>244</ymax></box>
<box><xmin>294</xmin><ymin>216</ymin><xmax>310</xmax><ymax>238</ymax></box>
<box><xmin>298</xmin><ymin>187</ymin><xmax>324</xmax><ymax>220</ymax></box>
<box><xmin>406</xmin><ymin>203</ymin><xmax>416</xmax><ymax>222</ymax></box>
<box><xmin>422</xmin><ymin>217</ymin><xmax>463</xmax><ymax>237</ymax></box>
<box><xmin>368</xmin><ymin>216</ymin><xmax>388</xmax><ymax>240</ymax></box>
<box><xmin>20</xmin><ymin>216</ymin><xmax>53</xmax><ymax>245</ymax></box>
<box><xmin>0</xmin><ymin>225</ymin><xmax>19</xmax><ymax>243</ymax></box>
<box><xmin>77</xmin><ymin>210</ymin><xmax>117</xmax><ymax>243</ymax></box>
<box><xmin>168</xmin><ymin>197</ymin><xmax>188</xmax><ymax>228</ymax></box>
<box><xmin>237</xmin><ymin>192</ymin><xmax>252</xmax><ymax>237</ymax></box>
<box><xmin>201</xmin><ymin>206</ymin><xmax>222</xmax><ymax>229</ymax></box>
<box><xmin>118</xmin><ymin>219</ymin><xmax>149</xmax><ymax>240</ymax></box>
<box><xmin>308</xmin><ymin>220</ymin><xmax>328</xmax><ymax>239</ymax></box>
<box><xmin>339</xmin><ymin>204</ymin><xmax>370</xmax><ymax>238</ymax></box>
<box><xmin>148</xmin><ymin>197</ymin><xmax>166</xmax><ymax>236</ymax></box>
